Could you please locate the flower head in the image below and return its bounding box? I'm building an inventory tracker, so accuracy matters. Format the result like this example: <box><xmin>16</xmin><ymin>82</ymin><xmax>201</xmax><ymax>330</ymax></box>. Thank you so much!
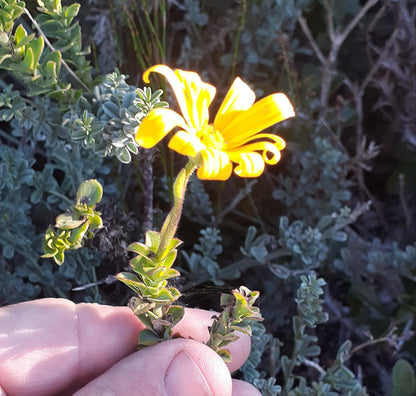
<box><xmin>136</xmin><ymin>65</ymin><xmax>295</xmax><ymax>180</ymax></box>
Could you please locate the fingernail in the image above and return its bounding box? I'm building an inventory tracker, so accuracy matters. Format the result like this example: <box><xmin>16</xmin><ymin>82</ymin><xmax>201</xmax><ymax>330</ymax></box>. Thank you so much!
<box><xmin>164</xmin><ymin>350</ymin><xmax>213</xmax><ymax>396</ymax></box>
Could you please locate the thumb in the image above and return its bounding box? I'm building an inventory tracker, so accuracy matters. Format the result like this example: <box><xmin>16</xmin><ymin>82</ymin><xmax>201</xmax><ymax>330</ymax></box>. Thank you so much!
<box><xmin>74</xmin><ymin>338</ymin><xmax>232</xmax><ymax>396</ymax></box>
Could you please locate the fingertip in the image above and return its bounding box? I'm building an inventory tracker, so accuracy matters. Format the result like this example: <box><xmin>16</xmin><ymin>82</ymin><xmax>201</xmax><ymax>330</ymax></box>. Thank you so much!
<box><xmin>164</xmin><ymin>341</ymin><xmax>231</xmax><ymax>396</ymax></box>
<box><xmin>75</xmin><ymin>302</ymin><xmax>144</xmax><ymax>381</ymax></box>
<box><xmin>174</xmin><ymin>308</ymin><xmax>252</xmax><ymax>372</ymax></box>
<box><xmin>232</xmin><ymin>379</ymin><xmax>262</xmax><ymax>396</ymax></box>
<box><xmin>75</xmin><ymin>338</ymin><xmax>232</xmax><ymax>396</ymax></box>
<box><xmin>225</xmin><ymin>330</ymin><xmax>251</xmax><ymax>373</ymax></box>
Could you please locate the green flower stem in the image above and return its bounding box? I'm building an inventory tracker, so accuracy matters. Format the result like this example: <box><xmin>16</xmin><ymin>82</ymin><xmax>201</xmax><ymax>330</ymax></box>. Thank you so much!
<box><xmin>157</xmin><ymin>159</ymin><xmax>196</xmax><ymax>259</ymax></box>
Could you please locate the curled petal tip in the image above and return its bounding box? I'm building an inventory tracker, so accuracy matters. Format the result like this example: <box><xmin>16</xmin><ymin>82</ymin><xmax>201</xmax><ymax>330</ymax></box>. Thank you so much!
<box><xmin>142</xmin><ymin>64</ymin><xmax>169</xmax><ymax>84</ymax></box>
<box><xmin>275</xmin><ymin>93</ymin><xmax>296</xmax><ymax>120</ymax></box>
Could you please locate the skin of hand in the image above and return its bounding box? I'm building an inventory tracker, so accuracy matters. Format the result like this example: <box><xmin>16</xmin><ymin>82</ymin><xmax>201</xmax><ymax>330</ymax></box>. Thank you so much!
<box><xmin>0</xmin><ymin>298</ymin><xmax>261</xmax><ymax>396</ymax></box>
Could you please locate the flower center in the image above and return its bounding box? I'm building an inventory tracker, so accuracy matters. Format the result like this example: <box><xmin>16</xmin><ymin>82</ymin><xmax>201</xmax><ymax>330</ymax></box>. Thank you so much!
<box><xmin>197</xmin><ymin>124</ymin><xmax>226</xmax><ymax>150</ymax></box>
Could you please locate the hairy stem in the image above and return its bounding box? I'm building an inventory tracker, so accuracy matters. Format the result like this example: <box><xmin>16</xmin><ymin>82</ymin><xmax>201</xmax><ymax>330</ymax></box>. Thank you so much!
<box><xmin>157</xmin><ymin>159</ymin><xmax>196</xmax><ymax>259</ymax></box>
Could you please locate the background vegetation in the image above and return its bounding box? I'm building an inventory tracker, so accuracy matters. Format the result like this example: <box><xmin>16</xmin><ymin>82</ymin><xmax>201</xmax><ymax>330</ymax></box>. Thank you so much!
<box><xmin>0</xmin><ymin>0</ymin><xmax>415</xmax><ymax>395</ymax></box>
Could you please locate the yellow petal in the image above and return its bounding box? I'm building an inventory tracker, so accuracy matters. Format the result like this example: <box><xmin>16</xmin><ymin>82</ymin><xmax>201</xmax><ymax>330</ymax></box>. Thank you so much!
<box><xmin>222</xmin><ymin>93</ymin><xmax>295</xmax><ymax>146</ymax></box>
<box><xmin>227</xmin><ymin>132</ymin><xmax>286</xmax><ymax>151</ymax></box>
<box><xmin>214</xmin><ymin>77</ymin><xmax>256</xmax><ymax>132</ymax></box>
<box><xmin>135</xmin><ymin>108</ymin><xmax>188</xmax><ymax>148</ymax></box>
<box><xmin>175</xmin><ymin>69</ymin><xmax>216</xmax><ymax>129</ymax></box>
<box><xmin>228</xmin><ymin>151</ymin><xmax>265</xmax><ymax>177</ymax></box>
<box><xmin>227</xmin><ymin>141</ymin><xmax>282</xmax><ymax>165</ymax></box>
<box><xmin>168</xmin><ymin>130</ymin><xmax>205</xmax><ymax>157</ymax></box>
<box><xmin>143</xmin><ymin>65</ymin><xmax>215</xmax><ymax>130</ymax></box>
<box><xmin>196</xmin><ymin>149</ymin><xmax>233</xmax><ymax>180</ymax></box>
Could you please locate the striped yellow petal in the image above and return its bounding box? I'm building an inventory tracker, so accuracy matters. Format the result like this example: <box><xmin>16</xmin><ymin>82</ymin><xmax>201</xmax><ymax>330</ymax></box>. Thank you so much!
<box><xmin>228</xmin><ymin>141</ymin><xmax>282</xmax><ymax>165</ymax></box>
<box><xmin>228</xmin><ymin>151</ymin><xmax>265</xmax><ymax>177</ymax></box>
<box><xmin>222</xmin><ymin>93</ymin><xmax>295</xmax><ymax>146</ymax></box>
<box><xmin>214</xmin><ymin>77</ymin><xmax>255</xmax><ymax>132</ymax></box>
<box><xmin>143</xmin><ymin>65</ymin><xmax>215</xmax><ymax>130</ymax></box>
<box><xmin>196</xmin><ymin>149</ymin><xmax>233</xmax><ymax>180</ymax></box>
<box><xmin>135</xmin><ymin>108</ymin><xmax>188</xmax><ymax>148</ymax></box>
<box><xmin>175</xmin><ymin>69</ymin><xmax>216</xmax><ymax>129</ymax></box>
<box><xmin>168</xmin><ymin>130</ymin><xmax>206</xmax><ymax>157</ymax></box>
<box><xmin>227</xmin><ymin>132</ymin><xmax>286</xmax><ymax>151</ymax></box>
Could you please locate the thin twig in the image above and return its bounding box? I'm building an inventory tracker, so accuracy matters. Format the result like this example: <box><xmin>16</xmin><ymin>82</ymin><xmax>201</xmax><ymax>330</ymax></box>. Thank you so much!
<box><xmin>360</xmin><ymin>28</ymin><xmax>399</xmax><ymax>95</ymax></box>
<box><xmin>338</xmin><ymin>0</ymin><xmax>379</xmax><ymax>46</ymax></box>
<box><xmin>303</xmin><ymin>358</ymin><xmax>327</xmax><ymax>379</ymax></box>
<box><xmin>298</xmin><ymin>0</ymin><xmax>379</xmax><ymax>120</ymax></box>
<box><xmin>350</xmin><ymin>327</ymin><xmax>398</xmax><ymax>355</ymax></box>
<box><xmin>217</xmin><ymin>180</ymin><xmax>257</xmax><ymax>222</ymax></box>
<box><xmin>324</xmin><ymin>0</ymin><xmax>335</xmax><ymax>42</ymax></box>
<box><xmin>340</xmin><ymin>20</ymin><xmax>398</xmax><ymax>233</ymax></box>
<box><xmin>0</xmin><ymin>129</ymin><xmax>20</xmax><ymax>146</ymax></box>
<box><xmin>24</xmin><ymin>8</ymin><xmax>91</xmax><ymax>93</ymax></box>
<box><xmin>398</xmin><ymin>173</ymin><xmax>412</xmax><ymax>229</ymax></box>
<box><xmin>297</xmin><ymin>15</ymin><xmax>326</xmax><ymax>65</ymax></box>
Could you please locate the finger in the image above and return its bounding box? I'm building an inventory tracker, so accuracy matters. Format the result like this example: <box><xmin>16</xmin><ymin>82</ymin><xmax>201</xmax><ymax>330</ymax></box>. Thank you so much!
<box><xmin>232</xmin><ymin>379</ymin><xmax>262</xmax><ymax>396</ymax></box>
<box><xmin>175</xmin><ymin>308</ymin><xmax>251</xmax><ymax>373</ymax></box>
<box><xmin>74</xmin><ymin>338</ymin><xmax>232</xmax><ymax>396</ymax></box>
<box><xmin>0</xmin><ymin>298</ymin><xmax>143</xmax><ymax>396</ymax></box>
<box><xmin>0</xmin><ymin>299</ymin><xmax>251</xmax><ymax>395</ymax></box>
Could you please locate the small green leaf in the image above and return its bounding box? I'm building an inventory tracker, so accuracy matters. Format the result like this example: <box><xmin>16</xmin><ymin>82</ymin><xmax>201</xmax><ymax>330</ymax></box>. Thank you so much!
<box><xmin>21</xmin><ymin>47</ymin><xmax>34</xmax><ymax>71</ymax></box>
<box><xmin>42</xmin><ymin>50</ymin><xmax>61</xmax><ymax>79</ymax></box>
<box><xmin>88</xmin><ymin>212</ymin><xmax>102</xmax><ymax>229</ymax></box>
<box><xmin>29</xmin><ymin>36</ymin><xmax>44</xmax><ymax>66</ymax></box>
<box><xmin>55</xmin><ymin>212</ymin><xmax>85</xmax><ymax>229</ymax></box>
<box><xmin>76</xmin><ymin>179</ymin><xmax>103</xmax><ymax>207</ymax></box>
<box><xmin>138</xmin><ymin>329</ymin><xmax>161</xmax><ymax>346</ymax></box>
<box><xmin>128</xmin><ymin>296</ymin><xmax>156</xmax><ymax>315</ymax></box>
<box><xmin>102</xmin><ymin>101</ymin><xmax>120</xmax><ymax>119</ymax></box>
<box><xmin>166</xmin><ymin>306</ymin><xmax>185</xmax><ymax>326</ymax></box>
<box><xmin>116</xmin><ymin>272</ymin><xmax>141</xmax><ymax>285</ymax></box>
<box><xmin>217</xmin><ymin>349</ymin><xmax>232</xmax><ymax>363</ymax></box>
<box><xmin>64</xmin><ymin>3</ymin><xmax>80</xmax><ymax>20</ymax></box>
<box><xmin>392</xmin><ymin>359</ymin><xmax>416</xmax><ymax>396</ymax></box>
<box><xmin>145</xmin><ymin>230</ymin><xmax>161</xmax><ymax>252</ymax></box>
<box><xmin>14</xmin><ymin>25</ymin><xmax>35</xmax><ymax>49</ymax></box>
<box><xmin>0</xmin><ymin>32</ymin><xmax>10</xmax><ymax>46</ymax></box>
<box><xmin>128</xmin><ymin>241</ymin><xmax>151</xmax><ymax>257</ymax></box>
<box><xmin>67</xmin><ymin>221</ymin><xmax>89</xmax><ymax>245</ymax></box>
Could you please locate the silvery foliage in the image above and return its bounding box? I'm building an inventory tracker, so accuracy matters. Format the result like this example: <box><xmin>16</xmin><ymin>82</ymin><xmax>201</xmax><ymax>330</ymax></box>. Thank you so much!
<box><xmin>273</xmin><ymin>137</ymin><xmax>352</xmax><ymax>222</ymax></box>
<box><xmin>0</xmin><ymin>83</ymin><xmax>104</xmax><ymax>304</ymax></box>
<box><xmin>239</xmin><ymin>276</ymin><xmax>368</xmax><ymax>395</ymax></box>
<box><xmin>66</xmin><ymin>69</ymin><xmax>167</xmax><ymax>164</ymax></box>
<box><xmin>182</xmin><ymin>227</ymin><xmax>225</xmax><ymax>286</ymax></box>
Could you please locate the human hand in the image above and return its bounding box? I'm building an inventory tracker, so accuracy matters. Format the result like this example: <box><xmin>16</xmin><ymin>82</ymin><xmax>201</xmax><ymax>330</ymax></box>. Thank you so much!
<box><xmin>0</xmin><ymin>298</ymin><xmax>261</xmax><ymax>396</ymax></box>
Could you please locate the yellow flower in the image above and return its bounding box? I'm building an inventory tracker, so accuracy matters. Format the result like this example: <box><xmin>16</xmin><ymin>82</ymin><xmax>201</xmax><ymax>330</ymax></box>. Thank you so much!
<box><xmin>136</xmin><ymin>65</ymin><xmax>295</xmax><ymax>180</ymax></box>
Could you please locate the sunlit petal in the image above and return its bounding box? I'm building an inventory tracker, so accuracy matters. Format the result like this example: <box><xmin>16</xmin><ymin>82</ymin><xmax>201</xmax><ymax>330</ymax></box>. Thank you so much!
<box><xmin>143</xmin><ymin>65</ymin><xmax>215</xmax><ymax>130</ymax></box>
<box><xmin>227</xmin><ymin>133</ymin><xmax>286</xmax><ymax>151</ymax></box>
<box><xmin>222</xmin><ymin>93</ymin><xmax>295</xmax><ymax>146</ymax></box>
<box><xmin>196</xmin><ymin>149</ymin><xmax>233</xmax><ymax>180</ymax></box>
<box><xmin>228</xmin><ymin>141</ymin><xmax>282</xmax><ymax>164</ymax></box>
<box><xmin>175</xmin><ymin>69</ymin><xmax>216</xmax><ymax>129</ymax></box>
<box><xmin>135</xmin><ymin>108</ymin><xmax>188</xmax><ymax>148</ymax></box>
<box><xmin>168</xmin><ymin>130</ymin><xmax>206</xmax><ymax>157</ymax></box>
<box><xmin>143</xmin><ymin>65</ymin><xmax>194</xmax><ymax>128</ymax></box>
<box><xmin>214</xmin><ymin>77</ymin><xmax>256</xmax><ymax>132</ymax></box>
<box><xmin>228</xmin><ymin>151</ymin><xmax>265</xmax><ymax>177</ymax></box>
